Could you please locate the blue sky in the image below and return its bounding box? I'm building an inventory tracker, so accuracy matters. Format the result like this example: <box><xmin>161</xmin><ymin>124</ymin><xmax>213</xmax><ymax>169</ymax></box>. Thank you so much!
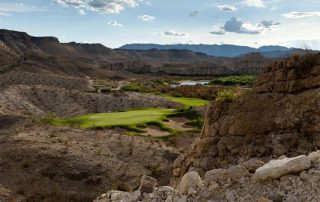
<box><xmin>0</xmin><ymin>0</ymin><xmax>319</xmax><ymax>49</ymax></box>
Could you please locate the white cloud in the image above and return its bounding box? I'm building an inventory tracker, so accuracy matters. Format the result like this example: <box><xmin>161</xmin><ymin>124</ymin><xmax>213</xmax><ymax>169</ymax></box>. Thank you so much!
<box><xmin>138</xmin><ymin>15</ymin><xmax>155</xmax><ymax>22</ymax></box>
<box><xmin>242</xmin><ymin>0</ymin><xmax>265</xmax><ymax>8</ymax></box>
<box><xmin>107</xmin><ymin>20</ymin><xmax>124</xmax><ymax>27</ymax></box>
<box><xmin>210</xmin><ymin>17</ymin><xmax>279</xmax><ymax>35</ymax></box>
<box><xmin>189</xmin><ymin>11</ymin><xmax>199</xmax><ymax>17</ymax></box>
<box><xmin>0</xmin><ymin>11</ymin><xmax>10</xmax><ymax>16</ymax></box>
<box><xmin>0</xmin><ymin>3</ymin><xmax>46</xmax><ymax>13</ymax></box>
<box><xmin>79</xmin><ymin>9</ymin><xmax>85</xmax><ymax>15</ymax></box>
<box><xmin>217</xmin><ymin>5</ymin><xmax>237</xmax><ymax>12</ymax></box>
<box><xmin>54</xmin><ymin>0</ymin><xmax>143</xmax><ymax>14</ymax></box>
<box><xmin>162</xmin><ymin>31</ymin><xmax>188</xmax><ymax>37</ymax></box>
<box><xmin>283</xmin><ymin>11</ymin><xmax>320</xmax><ymax>19</ymax></box>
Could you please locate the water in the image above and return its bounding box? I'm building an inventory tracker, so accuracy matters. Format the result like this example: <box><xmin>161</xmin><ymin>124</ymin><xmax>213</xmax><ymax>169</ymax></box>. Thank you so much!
<box><xmin>171</xmin><ymin>80</ymin><xmax>210</xmax><ymax>87</ymax></box>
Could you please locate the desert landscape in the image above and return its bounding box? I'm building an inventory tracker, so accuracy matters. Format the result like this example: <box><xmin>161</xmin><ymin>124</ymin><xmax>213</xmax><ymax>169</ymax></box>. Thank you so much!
<box><xmin>0</xmin><ymin>0</ymin><xmax>320</xmax><ymax>201</ymax></box>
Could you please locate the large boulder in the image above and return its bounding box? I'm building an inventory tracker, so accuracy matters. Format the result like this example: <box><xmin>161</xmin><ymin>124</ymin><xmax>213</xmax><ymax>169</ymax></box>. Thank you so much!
<box><xmin>254</xmin><ymin>155</ymin><xmax>311</xmax><ymax>180</ymax></box>
<box><xmin>204</xmin><ymin>165</ymin><xmax>249</xmax><ymax>185</ymax></box>
<box><xmin>176</xmin><ymin>171</ymin><xmax>202</xmax><ymax>195</ymax></box>
<box><xmin>308</xmin><ymin>150</ymin><xmax>320</xmax><ymax>163</ymax></box>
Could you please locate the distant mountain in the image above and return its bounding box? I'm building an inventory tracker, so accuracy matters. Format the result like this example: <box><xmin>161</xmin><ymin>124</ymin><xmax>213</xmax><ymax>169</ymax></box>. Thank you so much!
<box><xmin>0</xmin><ymin>29</ymin><xmax>284</xmax><ymax>76</ymax></box>
<box><xmin>119</xmin><ymin>43</ymin><xmax>303</xmax><ymax>58</ymax></box>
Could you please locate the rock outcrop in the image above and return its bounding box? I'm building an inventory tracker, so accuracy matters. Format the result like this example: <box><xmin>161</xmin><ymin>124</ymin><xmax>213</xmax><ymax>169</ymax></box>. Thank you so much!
<box><xmin>94</xmin><ymin>151</ymin><xmax>320</xmax><ymax>202</ymax></box>
<box><xmin>173</xmin><ymin>53</ymin><xmax>320</xmax><ymax>180</ymax></box>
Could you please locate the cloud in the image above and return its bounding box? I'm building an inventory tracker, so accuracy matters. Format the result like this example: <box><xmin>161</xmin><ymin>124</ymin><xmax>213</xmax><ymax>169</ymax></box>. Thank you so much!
<box><xmin>210</xmin><ymin>17</ymin><xmax>279</xmax><ymax>35</ymax></box>
<box><xmin>0</xmin><ymin>3</ymin><xmax>46</xmax><ymax>13</ymax></box>
<box><xmin>189</xmin><ymin>11</ymin><xmax>199</xmax><ymax>17</ymax></box>
<box><xmin>138</xmin><ymin>15</ymin><xmax>155</xmax><ymax>22</ymax></box>
<box><xmin>162</xmin><ymin>31</ymin><xmax>188</xmax><ymax>37</ymax></box>
<box><xmin>0</xmin><ymin>11</ymin><xmax>10</xmax><ymax>16</ymax></box>
<box><xmin>242</xmin><ymin>0</ymin><xmax>265</xmax><ymax>8</ymax></box>
<box><xmin>107</xmin><ymin>20</ymin><xmax>124</xmax><ymax>27</ymax></box>
<box><xmin>282</xmin><ymin>11</ymin><xmax>320</xmax><ymax>19</ymax></box>
<box><xmin>217</xmin><ymin>5</ymin><xmax>237</xmax><ymax>12</ymax></box>
<box><xmin>79</xmin><ymin>9</ymin><xmax>85</xmax><ymax>15</ymax></box>
<box><xmin>258</xmin><ymin>20</ymin><xmax>280</xmax><ymax>28</ymax></box>
<box><xmin>54</xmin><ymin>0</ymin><xmax>143</xmax><ymax>14</ymax></box>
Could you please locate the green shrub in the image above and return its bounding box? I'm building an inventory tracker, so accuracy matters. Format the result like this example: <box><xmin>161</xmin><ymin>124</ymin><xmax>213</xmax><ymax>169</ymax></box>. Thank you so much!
<box><xmin>121</xmin><ymin>83</ymin><xmax>144</xmax><ymax>92</ymax></box>
<box><xmin>215</xmin><ymin>89</ymin><xmax>238</xmax><ymax>102</ymax></box>
<box><xmin>211</xmin><ymin>75</ymin><xmax>256</xmax><ymax>86</ymax></box>
<box><xmin>215</xmin><ymin>88</ymin><xmax>252</xmax><ymax>103</ymax></box>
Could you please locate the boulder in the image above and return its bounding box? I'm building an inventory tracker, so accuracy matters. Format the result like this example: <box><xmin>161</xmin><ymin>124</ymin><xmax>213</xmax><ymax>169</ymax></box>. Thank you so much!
<box><xmin>204</xmin><ymin>165</ymin><xmax>249</xmax><ymax>185</ymax></box>
<box><xmin>308</xmin><ymin>150</ymin><xmax>320</xmax><ymax>163</ymax></box>
<box><xmin>138</xmin><ymin>175</ymin><xmax>157</xmax><ymax>193</ymax></box>
<box><xmin>254</xmin><ymin>155</ymin><xmax>311</xmax><ymax>180</ymax></box>
<box><xmin>176</xmin><ymin>171</ymin><xmax>202</xmax><ymax>195</ymax></box>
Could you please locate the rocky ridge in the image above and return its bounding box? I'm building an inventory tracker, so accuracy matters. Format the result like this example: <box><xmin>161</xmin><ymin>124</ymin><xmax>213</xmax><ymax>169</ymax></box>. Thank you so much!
<box><xmin>173</xmin><ymin>53</ymin><xmax>320</xmax><ymax>179</ymax></box>
<box><xmin>94</xmin><ymin>151</ymin><xmax>320</xmax><ymax>202</ymax></box>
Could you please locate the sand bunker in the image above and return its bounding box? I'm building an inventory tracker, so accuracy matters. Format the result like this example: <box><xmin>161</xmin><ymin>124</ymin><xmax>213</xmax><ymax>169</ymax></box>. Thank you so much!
<box><xmin>141</xmin><ymin>125</ymin><xmax>171</xmax><ymax>137</ymax></box>
<box><xmin>165</xmin><ymin>117</ymin><xmax>193</xmax><ymax>131</ymax></box>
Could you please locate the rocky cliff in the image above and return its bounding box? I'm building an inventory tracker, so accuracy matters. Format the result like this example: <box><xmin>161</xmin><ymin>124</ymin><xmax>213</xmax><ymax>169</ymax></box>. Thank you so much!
<box><xmin>173</xmin><ymin>53</ymin><xmax>320</xmax><ymax>180</ymax></box>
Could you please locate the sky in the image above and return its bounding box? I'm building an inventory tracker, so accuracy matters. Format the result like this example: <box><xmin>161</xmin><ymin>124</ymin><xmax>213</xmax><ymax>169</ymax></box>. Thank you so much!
<box><xmin>0</xmin><ymin>0</ymin><xmax>319</xmax><ymax>49</ymax></box>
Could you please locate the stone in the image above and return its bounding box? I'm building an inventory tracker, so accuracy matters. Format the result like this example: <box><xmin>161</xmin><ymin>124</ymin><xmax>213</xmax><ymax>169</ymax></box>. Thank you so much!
<box><xmin>308</xmin><ymin>151</ymin><xmax>320</xmax><ymax>163</ymax></box>
<box><xmin>268</xmin><ymin>192</ymin><xmax>284</xmax><ymax>202</ymax></box>
<box><xmin>158</xmin><ymin>186</ymin><xmax>174</xmax><ymax>192</ymax></box>
<box><xmin>128</xmin><ymin>190</ymin><xmax>141</xmax><ymax>202</ymax></box>
<box><xmin>177</xmin><ymin>195</ymin><xmax>188</xmax><ymax>202</ymax></box>
<box><xmin>138</xmin><ymin>175</ymin><xmax>157</xmax><ymax>193</ymax></box>
<box><xmin>258</xmin><ymin>197</ymin><xmax>273</xmax><ymax>202</ymax></box>
<box><xmin>176</xmin><ymin>171</ymin><xmax>202</xmax><ymax>195</ymax></box>
<box><xmin>286</xmin><ymin>195</ymin><xmax>299</xmax><ymax>202</ymax></box>
<box><xmin>188</xmin><ymin>187</ymin><xmax>197</xmax><ymax>195</ymax></box>
<box><xmin>254</xmin><ymin>155</ymin><xmax>311</xmax><ymax>180</ymax></box>
<box><xmin>106</xmin><ymin>191</ymin><xmax>131</xmax><ymax>201</ymax></box>
<box><xmin>240</xmin><ymin>158</ymin><xmax>265</xmax><ymax>173</ymax></box>
<box><xmin>225</xmin><ymin>190</ymin><xmax>236</xmax><ymax>202</ymax></box>
<box><xmin>165</xmin><ymin>195</ymin><xmax>174</xmax><ymax>202</ymax></box>
<box><xmin>204</xmin><ymin>165</ymin><xmax>249</xmax><ymax>185</ymax></box>
<box><xmin>268</xmin><ymin>192</ymin><xmax>283</xmax><ymax>202</ymax></box>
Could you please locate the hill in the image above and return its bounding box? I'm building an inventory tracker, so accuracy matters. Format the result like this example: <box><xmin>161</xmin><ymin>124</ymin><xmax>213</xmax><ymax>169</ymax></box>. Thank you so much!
<box><xmin>119</xmin><ymin>43</ymin><xmax>304</xmax><ymax>58</ymax></box>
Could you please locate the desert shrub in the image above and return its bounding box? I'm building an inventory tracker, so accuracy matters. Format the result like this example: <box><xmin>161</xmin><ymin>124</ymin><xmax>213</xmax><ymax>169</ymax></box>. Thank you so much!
<box><xmin>210</xmin><ymin>75</ymin><xmax>256</xmax><ymax>86</ymax></box>
<box><xmin>41</xmin><ymin>112</ymin><xmax>56</xmax><ymax>124</ymax></box>
<box><xmin>121</xmin><ymin>83</ymin><xmax>144</xmax><ymax>92</ymax></box>
<box><xmin>215</xmin><ymin>88</ymin><xmax>251</xmax><ymax>103</ymax></box>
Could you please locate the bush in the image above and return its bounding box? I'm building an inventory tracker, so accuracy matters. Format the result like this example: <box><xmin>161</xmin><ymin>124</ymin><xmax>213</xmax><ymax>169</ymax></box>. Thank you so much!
<box><xmin>121</xmin><ymin>83</ymin><xmax>144</xmax><ymax>92</ymax></box>
<box><xmin>211</xmin><ymin>75</ymin><xmax>256</xmax><ymax>86</ymax></box>
<box><xmin>215</xmin><ymin>88</ymin><xmax>251</xmax><ymax>103</ymax></box>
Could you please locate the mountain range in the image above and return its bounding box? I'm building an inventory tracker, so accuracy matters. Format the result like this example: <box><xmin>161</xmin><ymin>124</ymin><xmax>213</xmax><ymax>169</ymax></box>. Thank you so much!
<box><xmin>119</xmin><ymin>43</ymin><xmax>303</xmax><ymax>58</ymax></box>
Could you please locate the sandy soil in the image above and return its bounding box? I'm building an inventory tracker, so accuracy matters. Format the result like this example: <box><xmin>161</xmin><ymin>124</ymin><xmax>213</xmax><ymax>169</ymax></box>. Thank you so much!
<box><xmin>141</xmin><ymin>125</ymin><xmax>171</xmax><ymax>137</ymax></box>
<box><xmin>165</xmin><ymin>117</ymin><xmax>193</xmax><ymax>131</ymax></box>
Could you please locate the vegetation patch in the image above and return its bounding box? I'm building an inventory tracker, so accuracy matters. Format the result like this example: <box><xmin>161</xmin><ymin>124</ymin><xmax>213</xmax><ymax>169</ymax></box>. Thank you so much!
<box><xmin>50</xmin><ymin>108</ymin><xmax>202</xmax><ymax>138</ymax></box>
<box><xmin>215</xmin><ymin>88</ymin><xmax>252</xmax><ymax>103</ymax></box>
<box><xmin>210</xmin><ymin>75</ymin><xmax>256</xmax><ymax>86</ymax></box>
<box><xmin>163</xmin><ymin>95</ymin><xmax>209</xmax><ymax>107</ymax></box>
<box><xmin>51</xmin><ymin>108</ymin><xmax>173</xmax><ymax>129</ymax></box>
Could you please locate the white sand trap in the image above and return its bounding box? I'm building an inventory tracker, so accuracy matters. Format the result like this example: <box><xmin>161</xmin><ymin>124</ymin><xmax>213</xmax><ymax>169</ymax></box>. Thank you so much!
<box><xmin>141</xmin><ymin>125</ymin><xmax>171</xmax><ymax>137</ymax></box>
<box><xmin>165</xmin><ymin>117</ymin><xmax>193</xmax><ymax>131</ymax></box>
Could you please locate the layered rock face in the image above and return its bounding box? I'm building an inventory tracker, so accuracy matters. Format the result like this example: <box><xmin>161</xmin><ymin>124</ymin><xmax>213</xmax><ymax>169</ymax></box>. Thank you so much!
<box><xmin>174</xmin><ymin>53</ymin><xmax>320</xmax><ymax>179</ymax></box>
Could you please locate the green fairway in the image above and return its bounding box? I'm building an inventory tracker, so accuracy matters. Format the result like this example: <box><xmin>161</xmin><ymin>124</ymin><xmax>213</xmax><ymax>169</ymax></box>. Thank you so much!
<box><xmin>163</xmin><ymin>95</ymin><xmax>209</xmax><ymax>107</ymax></box>
<box><xmin>52</xmin><ymin>108</ymin><xmax>173</xmax><ymax>129</ymax></box>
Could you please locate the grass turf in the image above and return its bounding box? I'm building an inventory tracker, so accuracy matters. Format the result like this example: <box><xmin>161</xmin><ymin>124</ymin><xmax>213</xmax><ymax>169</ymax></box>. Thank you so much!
<box><xmin>51</xmin><ymin>108</ymin><xmax>174</xmax><ymax>129</ymax></box>
<box><xmin>163</xmin><ymin>95</ymin><xmax>209</xmax><ymax>107</ymax></box>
